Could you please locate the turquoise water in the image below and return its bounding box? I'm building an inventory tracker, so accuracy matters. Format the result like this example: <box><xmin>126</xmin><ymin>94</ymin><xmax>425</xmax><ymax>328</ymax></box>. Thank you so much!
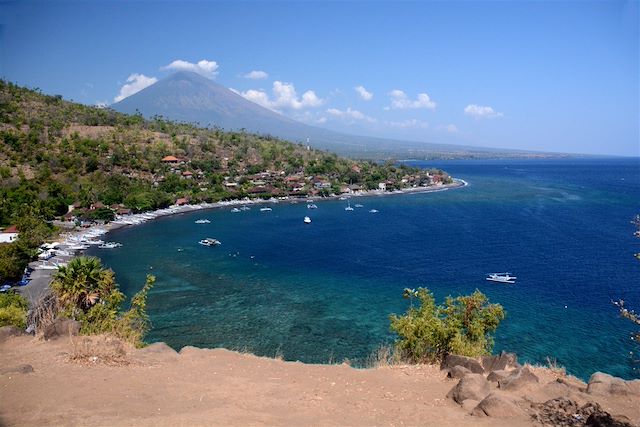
<box><xmin>89</xmin><ymin>158</ymin><xmax>640</xmax><ymax>380</ymax></box>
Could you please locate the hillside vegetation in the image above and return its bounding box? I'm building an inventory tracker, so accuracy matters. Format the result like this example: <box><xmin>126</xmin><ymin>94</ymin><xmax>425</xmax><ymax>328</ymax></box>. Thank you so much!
<box><xmin>0</xmin><ymin>80</ymin><xmax>450</xmax><ymax>227</ymax></box>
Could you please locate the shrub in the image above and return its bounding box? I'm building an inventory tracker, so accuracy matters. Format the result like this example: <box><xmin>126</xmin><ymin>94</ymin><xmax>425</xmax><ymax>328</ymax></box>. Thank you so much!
<box><xmin>390</xmin><ymin>288</ymin><xmax>505</xmax><ymax>363</ymax></box>
<box><xmin>50</xmin><ymin>256</ymin><xmax>155</xmax><ymax>347</ymax></box>
<box><xmin>0</xmin><ymin>291</ymin><xmax>28</xmax><ymax>328</ymax></box>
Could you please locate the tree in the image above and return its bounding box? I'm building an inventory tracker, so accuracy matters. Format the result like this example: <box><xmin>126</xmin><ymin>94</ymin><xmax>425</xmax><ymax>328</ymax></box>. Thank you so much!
<box><xmin>390</xmin><ymin>288</ymin><xmax>505</xmax><ymax>362</ymax></box>
<box><xmin>50</xmin><ymin>256</ymin><xmax>123</xmax><ymax>319</ymax></box>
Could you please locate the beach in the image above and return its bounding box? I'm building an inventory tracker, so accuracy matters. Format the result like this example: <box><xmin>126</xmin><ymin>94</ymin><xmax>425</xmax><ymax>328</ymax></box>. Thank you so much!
<box><xmin>18</xmin><ymin>179</ymin><xmax>467</xmax><ymax>306</ymax></box>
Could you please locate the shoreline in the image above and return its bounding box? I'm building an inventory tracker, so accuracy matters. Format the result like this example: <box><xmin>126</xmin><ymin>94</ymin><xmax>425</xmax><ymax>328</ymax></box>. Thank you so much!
<box><xmin>19</xmin><ymin>179</ymin><xmax>467</xmax><ymax>306</ymax></box>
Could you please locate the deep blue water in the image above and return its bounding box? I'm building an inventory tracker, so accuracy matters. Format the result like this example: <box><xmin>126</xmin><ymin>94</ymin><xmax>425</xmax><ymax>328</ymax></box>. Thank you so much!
<box><xmin>89</xmin><ymin>158</ymin><xmax>640</xmax><ymax>380</ymax></box>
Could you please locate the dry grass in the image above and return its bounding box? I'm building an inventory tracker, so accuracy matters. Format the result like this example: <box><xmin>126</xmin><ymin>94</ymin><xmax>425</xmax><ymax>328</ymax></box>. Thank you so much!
<box><xmin>366</xmin><ymin>345</ymin><xmax>404</xmax><ymax>368</ymax></box>
<box><xmin>67</xmin><ymin>335</ymin><xmax>131</xmax><ymax>367</ymax></box>
<box><xmin>29</xmin><ymin>293</ymin><xmax>59</xmax><ymax>338</ymax></box>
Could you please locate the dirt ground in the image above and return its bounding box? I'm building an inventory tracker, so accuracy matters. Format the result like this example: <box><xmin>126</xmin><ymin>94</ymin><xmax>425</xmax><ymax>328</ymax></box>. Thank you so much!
<box><xmin>1</xmin><ymin>335</ymin><xmax>638</xmax><ymax>427</ymax></box>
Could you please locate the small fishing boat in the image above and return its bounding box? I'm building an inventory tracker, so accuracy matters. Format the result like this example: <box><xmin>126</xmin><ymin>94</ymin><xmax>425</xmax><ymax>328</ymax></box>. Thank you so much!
<box><xmin>354</xmin><ymin>204</ymin><xmax>363</xmax><ymax>208</ymax></box>
<box><xmin>307</xmin><ymin>204</ymin><xmax>318</xmax><ymax>209</ymax></box>
<box><xmin>260</xmin><ymin>207</ymin><xmax>272</xmax><ymax>212</ymax></box>
<box><xmin>486</xmin><ymin>273</ymin><xmax>517</xmax><ymax>284</ymax></box>
<box><xmin>99</xmin><ymin>242</ymin><xmax>123</xmax><ymax>249</ymax></box>
<box><xmin>345</xmin><ymin>201</ymin><xmax>354</xmax><ymax>211</ymax></box>
<box><xmin>240</xmin><ymin>206</ymin><xmax>251</xmax><ymax>211</ymax></box>
<box><xmin>304</xmin><ymin>216</ymin><xmax>312</xmax><ymax>224</ymax></box>
<box><xmin>199</xmin><ymin>238</ymin><xmax>221</xmax><ymax>247</ymax></box>
<box><xmin>231</xmin><ymin>208</ymin><xmax>241</xmax><ymax>213</ymax></box>
<box><xmin>194</xmin><ymin>219</ymin><xmax>211</xmax><ymax>224</ymax></box>
<box><xmin>369</xmin><ymin>209</ymin><xmax>379</xmax><ymax>213</ymax></box>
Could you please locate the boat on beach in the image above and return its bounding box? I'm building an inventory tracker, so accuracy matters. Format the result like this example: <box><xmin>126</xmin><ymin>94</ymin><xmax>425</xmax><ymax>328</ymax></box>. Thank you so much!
<box><xmin>486</xmin><ymin>273</ymin><xmax>517</xmax><ymax>284</ymax></box>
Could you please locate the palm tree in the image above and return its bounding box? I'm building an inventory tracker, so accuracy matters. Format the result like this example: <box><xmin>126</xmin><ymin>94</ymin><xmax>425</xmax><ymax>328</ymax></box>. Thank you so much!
<box><xmin>50</xmin><ymin>256</ymin><xmax>120</xmax><ymax>318</ymax></box>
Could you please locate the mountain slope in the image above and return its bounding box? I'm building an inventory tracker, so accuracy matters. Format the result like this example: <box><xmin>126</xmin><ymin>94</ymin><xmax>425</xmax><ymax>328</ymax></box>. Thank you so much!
<box><xmin>112</xmin><ymin>72</ymin><xmax>555</xmax><ymax>159</ymax></box>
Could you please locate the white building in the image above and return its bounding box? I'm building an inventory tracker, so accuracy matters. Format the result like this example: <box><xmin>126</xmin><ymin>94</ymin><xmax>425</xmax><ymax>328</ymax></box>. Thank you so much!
<box><xmin>0</xmin><ymin>225</ymin><xmax>19</xmax><ymax>243</ymax></box>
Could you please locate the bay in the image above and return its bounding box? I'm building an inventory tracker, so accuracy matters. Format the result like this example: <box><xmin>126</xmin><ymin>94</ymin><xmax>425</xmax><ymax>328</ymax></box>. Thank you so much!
<box><xmin>88</xmin><ymin>157</ymin><xmax>640</xmax><ymax>380</ymax></box>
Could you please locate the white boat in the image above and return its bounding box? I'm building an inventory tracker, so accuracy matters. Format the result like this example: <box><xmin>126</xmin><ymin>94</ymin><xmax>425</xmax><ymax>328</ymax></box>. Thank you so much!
<box><xmin>195</xmin><ymin>219</ymin><xmax>211</xmax><ymax>224</ymax></box>
<box><xmin>486</xmin><ymin>273</ymin><xmax>517</xmax><ymax>284</ymax></box>
<box><xmin>199</xmin><ymin>238</ymin><xmax>221</xmax><ymax>246</ymax></box>
<box><xmin>345</xmin><ymin>201</ymin><xmax>354</xmax><ymax>211</ymax></box>
<box><xmin>99</xmin><ymin>242</ymin><xmax>123</xmax><ymax>249</ymax></box>
<box><xmin>369</xmin><ymin>209</ymin><xmax>379</xmax><ymax>213</ymax></box>
<box><xmin>307</xmin><ymin>204</ymin><xmax>318</xmax><ymax>209</ymax></box>
<box><xmin>338</xmin><ymin>197</ymin><xmax>347</xmax><ymax>201</ymax></box>
<box><xmin>260</xmin><ymin>207</ymin><xmax>272</xmax><ymax>212</ymax></box>
<box><xmin>231</xmin><ymin>208</ymin><xmax>241</xmax><ymax>213</ymax></box>
<box><xmin>354</xmin><ymin>204</ymin><xmax>363</xmax><ymax>208</ymax></box>
<box><xmin>304</xmin><ymin>216</ymin><xmax>312</xmax><ymax>224</ymax></box>
<box><xmin>240</xmin><ymin>206</ymin><xmax>251</xmax><ymax>211</ymax></box>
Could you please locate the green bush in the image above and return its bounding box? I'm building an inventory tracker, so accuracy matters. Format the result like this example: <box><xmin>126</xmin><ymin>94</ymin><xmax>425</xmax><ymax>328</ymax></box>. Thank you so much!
<box><xmin>390</xmin><ymin>288</ymin><xmax>505</xmax><ymax>362</ymax></box>
<box><xmin>51</xmin><ymin>256</ymin><xmax>155</xmax><ymax>347</ymax></box>
<box><xmin>0</xmin><ymin>291</ymin><xmax>28</xmax><ymax>328</ymax></box>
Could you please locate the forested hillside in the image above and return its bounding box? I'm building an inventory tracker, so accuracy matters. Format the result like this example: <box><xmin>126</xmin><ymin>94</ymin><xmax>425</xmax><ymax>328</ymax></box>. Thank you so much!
<box><xmin>0</xmin><ymin>80</ymin><xmax>450</xmax><ymax>227</ymax></box>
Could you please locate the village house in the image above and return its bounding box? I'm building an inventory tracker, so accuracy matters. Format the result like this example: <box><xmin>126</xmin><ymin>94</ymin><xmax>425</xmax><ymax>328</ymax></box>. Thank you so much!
<box><xmin>181</xmin><ymin>171</ymin><xmax>193</xmax><ymax>179</ymax></box>
<box><xmin>161</xmin><ymin>155</ymin><xmax>181</xmax><ymax>164</ymax></box>
<box><xmin>0</xmin><ymin>225</ymin><xmax>19</xmax><ymax>243</ymax></box>
<box><xmin>175</xmin><ymin>197</ymin><xmax>189</xmax><ymax>206</ymax></box>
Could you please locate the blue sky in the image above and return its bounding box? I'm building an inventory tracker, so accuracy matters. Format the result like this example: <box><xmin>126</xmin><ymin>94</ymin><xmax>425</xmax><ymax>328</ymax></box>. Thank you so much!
<box><xmin>1</xmin><ymin>1</ymin><xmax>638</xmax><ymax>156</ymax></box>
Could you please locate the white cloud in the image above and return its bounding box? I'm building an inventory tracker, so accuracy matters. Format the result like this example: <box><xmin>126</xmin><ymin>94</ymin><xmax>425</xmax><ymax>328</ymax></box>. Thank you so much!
<box><xmin>162</xmin><ymin>59</ymin><xmax>219</xmax><ymax>78</ymax></box>
<box><xmin>95</xmin><ymin>100</ymin><xmax>108</xmax><ymax>108</ymax></box>
<box><xmin>354</xmin><ymin>85</ymin><xmax>373</xmax><ymax>101</ymax></box>
<box><xmin>113</xmin><ymin>73</ymin><xmax>158</xmax><ymax>103</ymax></box>
<box><xmin>444</xmin><ymin>124</ymin><xmax>459</xmax><ymax>133</ymax></box>
<box><xmin>464</xmin><ymin>104</ymin><xmax>503</xmax><ymax>119</ymax></box>
<box><xmin>240</xmin><ymin>89</ymin><xmax>272</xmax><ymax>109</ymax></box>
<box><xmin>387</xmin><ymin>90</ymin><xmax>436</xmax><ymax>110</ymax></box>
<box><xmin>386</xmin><ymin>119</ymin><xmax>429</xmax><ymax>129</ymax></box>
<box><xmin>237</xmin><ymin>81</ymin><xmax>324</xmax><ymax>111</ymax></box>
<box><xmin>326</xmin><ymin>107</ymin><xmax>376</xmax><ymax>123</ymax></box>
<box><xmin>243</xmin><ymin>70</ymin><xmax>269</xmax><ymax>80</ymax></box>
<box><xmin>316</xmin><ymin>116</ymin><xmax>327</xmax><ymax>124</ymax></box>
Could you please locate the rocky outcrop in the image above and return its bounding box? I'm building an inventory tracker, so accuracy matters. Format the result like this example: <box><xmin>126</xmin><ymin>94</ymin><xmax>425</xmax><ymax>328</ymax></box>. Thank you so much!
<box><xmin>487</xmin><ymin>369</ymin><xmax>512</xmax><ymax>383</ymax></box>
<box><xmin>43</xmin><ymin>318</ymin><xmax>80</xmax><ymax>340</ymax></box>
<box><xmin>441</xmin><ymin>354</ymin><xmax>484</xmax><ymax>374</ymax></box>
<box><xmin>471</xmin><ymin>391</ymin><xmax>523</xmax><ymax>418</ymax></box>
<box><xmin>531</xmin><ymin>397</ymin><xmax>636</xmax><ymax>427</ymax></box>
<box><xmin>498</xmin><ymin>366</ymin><xmax>539</xmax><ymax>391</ymax></box>
<box><xmin>447</xmin><ymin>373</ymin><xmax>491</xmax><ymax>404</ymax></box>
<box><xmin>587</xmin><ymin>372</ymin><xmax>640</xmax><ymax>397</ymax></box>
<box><xmin>481</xmin><ymin>351</ymin><xmax>519</xmax><ymax>372</ymax></box>
<box><xmin>447</xmin><ymin>365</ymin><xmax>471</xmax><ymax>379</ymax></box>
<box><xmin>0</xmin><ymin>326</ymin><xmax>24</xmax><ymax>343</ymax></box>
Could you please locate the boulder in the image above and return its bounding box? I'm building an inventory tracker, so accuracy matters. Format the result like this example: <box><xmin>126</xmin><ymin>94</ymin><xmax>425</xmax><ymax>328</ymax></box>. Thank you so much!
<box><xmin>471</xmin><ymin>392</ymin><xmax>523</xmax><ymax>418</ymax></box>
<box><xmin>447</xmin><ymin>365</ymin><xmax>471</xmax><ymax>379</ymax></box>
<box><xmin>481</xmin><ymin>351</ymin><xmax>519</xmax><ymax>372</ymax></box>
<box><xmin>487</xmin><ymin>369</ymin><xmax>512</xmax><ymax>383</ymax></box>
<box><xmin>43</xmin><ymin>318</ymin><xmax>80</xmax><ymax>340</ymax></box>
<box><xmin>587</xmin><ymin>372</ymin><xmax>637</xmax><ymax>397</ymax></box>
<box><xmin>0</xmin><ymin>326</ymin><xmax>24</xmax><ymax>343</ymax></box>
<box><xmin>461</xmin><ymin>399</ymin><xmax>479</xmax><ymax>413</ymax></box>
<box><xmin>0</xmin><ymin>364</ymin><xmax>34</xmax><ymax>375</ymax></box>
<box><xmin>498</xmin><ymin>366</ymin><xmax>539</xmax><ymax>391</ymax></box>
<box><xmin>441</xmin><ymin>354</ymin><xmax>484</xmax><ymax>374</ymax></box>
<box><xmin>447</xmin><ymin>373</ymin><xmax>491</xmax><ymax>404</ymax></box>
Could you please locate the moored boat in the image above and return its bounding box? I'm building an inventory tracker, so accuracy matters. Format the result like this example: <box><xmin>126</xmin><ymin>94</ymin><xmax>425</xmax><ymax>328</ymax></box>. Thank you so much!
<box><xmin>486</xmin><ymin>273</ymin><xmax>517</xmax><ymax>284</ymax></box>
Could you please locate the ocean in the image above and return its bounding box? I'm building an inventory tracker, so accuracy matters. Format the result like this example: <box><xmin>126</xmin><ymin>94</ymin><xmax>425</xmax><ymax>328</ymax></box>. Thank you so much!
<box><xmin>88</xmin><ymin>158</ymin><xmax>640</xmax><ymax>380</ymax></box>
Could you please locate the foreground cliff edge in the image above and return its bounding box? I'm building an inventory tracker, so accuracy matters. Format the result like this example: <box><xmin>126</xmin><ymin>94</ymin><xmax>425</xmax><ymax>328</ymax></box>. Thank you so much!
<box><xmin>1</xmin><ymin>327</ymin><xmax>638</xmax><ymax>427</ymax></box>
